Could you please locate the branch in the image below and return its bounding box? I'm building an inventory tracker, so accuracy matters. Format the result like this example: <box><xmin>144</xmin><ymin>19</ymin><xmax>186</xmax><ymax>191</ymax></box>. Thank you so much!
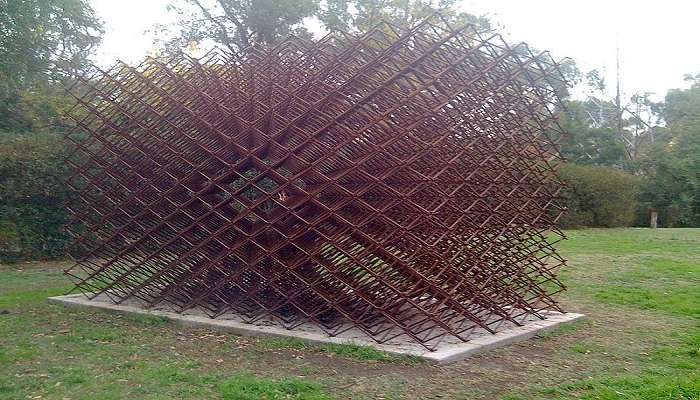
<box><xmin>215</xmin><ymin>0</ymin><xmax>250</xmax><ymax>49</ymax></box>
<box><xmin>190</xmin><ymin>0</ymin><xmax>237</xmax><ymax>53</ymax></box>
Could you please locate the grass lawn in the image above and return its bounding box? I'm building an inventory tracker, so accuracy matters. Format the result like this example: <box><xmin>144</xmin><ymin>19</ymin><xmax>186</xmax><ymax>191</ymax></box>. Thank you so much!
<box><xmin>1</xmin><ymin>228</ymin><xmax>698</xmax><ymax>399</ymax></box>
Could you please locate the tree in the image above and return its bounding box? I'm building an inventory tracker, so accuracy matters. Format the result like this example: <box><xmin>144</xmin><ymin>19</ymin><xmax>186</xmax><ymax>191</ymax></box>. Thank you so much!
<box><xmin>555</xmin><ymin>69</ymin><xmax>626</xmax><ymax>166</ymax></box>
<box><xmin>317</xmin><ymin>0</ymin><xmax>490</xmax><ymax>33</ymax></box>
<box><xmin>0</xmin><ymin>0</ymin><xmax>102</xmax><ymax>260</ymax></box>
<box><xmin>637</xmin><ymin>74</ymin><xmax>700</xmax><ymax>227</ymax></box>
<box><xmin>0</xmin><ymin>0</ymin><xmax>103</xmax><ymax>132</ymax></box>
<box><xmin>155</xmin><ymin>0</ymin><xmax>319</xmax><ymax>54</ymax></box>
<box><xmin>156</xmin><ymin>0</ymin><xmax>490</xmax><ymax>54</ymax></box>
<box><xmin>556</xmin><ymin>67</ymin><xmax>664</xmax><ymax>169</ymax></box>
<box><xmin>558</xmin><ymin>99</ymin><xmax>627</xmax><ymax>166</ymax></box>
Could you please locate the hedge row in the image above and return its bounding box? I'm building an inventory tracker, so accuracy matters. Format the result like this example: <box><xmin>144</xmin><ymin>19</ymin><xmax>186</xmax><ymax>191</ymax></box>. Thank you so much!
<box><xmin>0</xmin><ymin>132</ymin><xmax>69</xmax><ymax>261</ymax></box>
<box><xmin>557</xmin><ymin>163</ymin><xmax>641</xmax><ymax>228</ymax></box>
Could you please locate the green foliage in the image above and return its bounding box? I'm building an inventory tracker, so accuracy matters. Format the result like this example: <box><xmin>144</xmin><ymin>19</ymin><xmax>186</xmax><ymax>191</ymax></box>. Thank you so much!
<box><xmin>558</xmin><ymin>100</ymin><xmax>627</xmax><ymax>166</ymax></box>
<box><xmin>318</xmin><ymin>0</ymin><xmax>491</xmax><ymax>33</ymax></box>
<box><xmin>158</xmin><ymin>0</ymin><xmax>490</xmax><ymax>55</ymax></box>
<box><xmin>0</xmin><ymin>132</ymin><xmax>69</xmax><ymax>261</ymax></box>
<box><xmin>0</xmin><ymin>0</ymin><xmax>102</xmax><ymax>82</ymax></box>
<box><xmin>637</xmin><ymin>75</ymin><xmax>700</xmax><ymax>227</ymax></box>
<box><xmin>0</xmin><ymin>0</ymin><xmax>99</xmax><ymax>259</ymax></box>
<box><xmin>558</xmin><ymin>163</ymin><xmax>640</xmax><ymax>228</ymax></box>
<box><xmin>157</xmin><ymin>0</ymin><xmax>320</xmax><ymax>53</ymax></box>
<box><xmin>558</xmin><ymin>70</ymin><xmax>698</xmax><ymax>228</ymax></box>
<box><xmin>0</xmin><ymin>83</ymin><xmax>77</xmax><ymax>134</ymax></box>
<box><xmin>0</xmin><ymin>0</ymin><xmax>103</xmax><ymax>132</ymax></box>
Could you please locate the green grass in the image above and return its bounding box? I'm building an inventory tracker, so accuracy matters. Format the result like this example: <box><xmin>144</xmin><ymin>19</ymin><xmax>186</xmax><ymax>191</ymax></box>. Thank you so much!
<box><xmin>257</xmin><ymin>336</ymin><xmax>422</xmax><ymax>364</ymax></box>
<box><xmin>0</xmin><ymin>285</ymin><xmax>71</xmax><ymax>308</ymax></box>
<box><xmin>517</xmin><ymin>228</ymin><xmax>700</xmax><ymax>400</ymax></box>
<box><xmin>220</xmin><ymin>372</ymin><xmax>330</xmax><ymax>400</ymax></box>
<box><xmin>559</xmin><ymin>229</ymin><xmax>700</xmax><ymax>321</ymax></box>
<box><xmin>1</xmin><ymin>228</ymin><xmax>699</xmax><ymax>399</ymax></box>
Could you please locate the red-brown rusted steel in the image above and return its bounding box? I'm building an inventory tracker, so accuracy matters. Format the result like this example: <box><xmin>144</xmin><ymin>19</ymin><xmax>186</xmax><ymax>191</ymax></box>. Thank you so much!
<box><xmin>63</xmin><ymin>15</ymin><xmax>569</xmax><ymax>350</ymax></box>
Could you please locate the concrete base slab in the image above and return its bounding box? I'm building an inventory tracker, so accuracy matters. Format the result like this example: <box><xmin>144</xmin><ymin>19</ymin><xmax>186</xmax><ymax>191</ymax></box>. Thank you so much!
<box><xmin>47</xmin><ymin>294</ymin><xmax>584</xmax><ymax>364</ymax></box>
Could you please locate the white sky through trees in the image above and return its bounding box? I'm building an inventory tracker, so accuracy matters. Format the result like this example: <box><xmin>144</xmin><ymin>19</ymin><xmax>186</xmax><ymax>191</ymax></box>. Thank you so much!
<box><xmin>91</xmin><ymin>0</ymin><xmax>700</xmax><ymax>101</ymax></box>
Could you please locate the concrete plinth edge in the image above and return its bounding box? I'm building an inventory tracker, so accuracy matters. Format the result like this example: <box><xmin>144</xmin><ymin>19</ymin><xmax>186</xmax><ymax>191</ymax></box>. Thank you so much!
<box><xmin>47</xmin><ymin>294</ymin><xmax>584</xmax><ymax>365</ymax></box>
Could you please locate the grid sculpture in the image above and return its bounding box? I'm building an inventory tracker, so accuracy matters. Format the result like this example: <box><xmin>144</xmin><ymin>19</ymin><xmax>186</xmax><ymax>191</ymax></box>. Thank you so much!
<box><xmin>63</xmin><ymin>16</ymin><xmax>569</xmax><ymax>351</ymax></box>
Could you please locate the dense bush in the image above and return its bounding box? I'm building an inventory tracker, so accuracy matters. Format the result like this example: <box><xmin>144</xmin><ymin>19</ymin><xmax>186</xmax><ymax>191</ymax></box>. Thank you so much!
<box><xmin>558</xmin><ymin>163</ymin><xmax>641</xmax><ymax>228</ymax></box>
<box><xmin>0</xmin><ymin>132</ymin><xmax>69</xmax><ymax>261</ymax></box>
<box><xmin>635</xmin><ymin>173</ymin><xmax>700</xmax><ymax>228</ymax></box>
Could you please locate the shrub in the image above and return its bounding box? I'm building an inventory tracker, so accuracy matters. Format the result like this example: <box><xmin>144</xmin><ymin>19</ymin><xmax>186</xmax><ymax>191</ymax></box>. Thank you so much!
<box><xmin>0</xmin><ymin>132</ymin><xmax>69</xmax><ymax>261</ymax></box>
<box><xmin>557</xmin><ymin>163</ymin><xmax>641</xmax><ymax>228</ymax></box>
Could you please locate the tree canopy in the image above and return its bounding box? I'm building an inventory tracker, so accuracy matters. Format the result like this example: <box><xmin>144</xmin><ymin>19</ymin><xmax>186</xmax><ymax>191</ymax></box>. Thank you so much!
<box><xmin>155</xmin><ymin>0</ymin><xmax>491</xmax><ymax>54</ymax></box>
<box><xmin>0</xmin><ymin>0</ymin><xmax>103</xmax><ymax>132</ymax></box>
<box><xmin>156</xmin><ymin>0</ymin><xmax>318</xmax><ymax>53</ymax></box>
<box><xmin>317</xmin><ymin>0</ymin><xmax>491</xmax><ymax>33</ymax></box>
<box><xmin>637</xmin><ymin>75</ymin><xmax>700</xmax><ymax>226</ymax></box>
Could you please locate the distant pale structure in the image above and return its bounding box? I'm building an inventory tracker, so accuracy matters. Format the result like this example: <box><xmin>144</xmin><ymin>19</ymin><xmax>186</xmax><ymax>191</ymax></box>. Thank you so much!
<box><xmin>64</xmin><ymin>15</ymin><xmax>569</xmax><ymax>350</ymax></box>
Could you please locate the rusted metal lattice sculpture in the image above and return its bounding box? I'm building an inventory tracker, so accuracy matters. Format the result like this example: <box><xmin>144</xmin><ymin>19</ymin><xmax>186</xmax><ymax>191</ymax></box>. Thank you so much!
<box><xmin>63</xmin><ymin>16</ymin><xmax>569</xmax><ymax>350</ymax></box>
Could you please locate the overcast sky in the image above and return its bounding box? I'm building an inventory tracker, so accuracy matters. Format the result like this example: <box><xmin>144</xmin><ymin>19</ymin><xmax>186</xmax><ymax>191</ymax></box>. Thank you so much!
<box><xmin>91</xmin><ymin>0</ymin><xmax>700</xmax><ymax>101</ymax></box>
